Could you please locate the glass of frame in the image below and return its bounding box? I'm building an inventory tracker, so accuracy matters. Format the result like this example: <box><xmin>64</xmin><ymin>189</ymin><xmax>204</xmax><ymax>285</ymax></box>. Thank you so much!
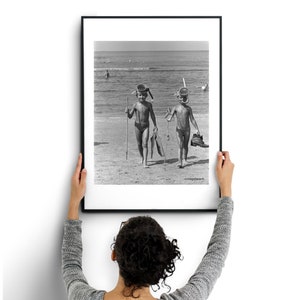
<box><xmin>81</xmin><ymin>16</ymin><xmax>222</xmax><ymax>211</ymax></box>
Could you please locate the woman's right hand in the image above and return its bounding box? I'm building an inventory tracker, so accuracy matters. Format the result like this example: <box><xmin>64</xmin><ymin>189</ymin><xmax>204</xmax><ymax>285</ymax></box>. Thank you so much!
<box><xmin>216</xmin><ymin>151</ymin><xmax>234</xmax><ymax>197</ymax></box>
<box><xmin>68</xmin><ymin>153</ymin><xmax>87</xmax><ymax>220</ymax></box>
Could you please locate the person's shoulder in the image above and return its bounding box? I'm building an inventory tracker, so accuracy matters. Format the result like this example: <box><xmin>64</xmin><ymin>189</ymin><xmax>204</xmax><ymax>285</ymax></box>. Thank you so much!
<box><xmin>146</xmin><ymin>101</ymin><xmax>153</xmax><ymax>109</ymax></box>
<box><xmin>186</xmin><ymin>105</ymin><xmax>193</xmax><ymax>111</ymax></box>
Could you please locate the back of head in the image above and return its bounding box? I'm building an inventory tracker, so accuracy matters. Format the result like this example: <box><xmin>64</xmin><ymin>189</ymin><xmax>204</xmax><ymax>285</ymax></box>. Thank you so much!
<box><xmin>114</xmin><ymin>216</ymin><xmax>181</xmax><ymax>293</ymax></box>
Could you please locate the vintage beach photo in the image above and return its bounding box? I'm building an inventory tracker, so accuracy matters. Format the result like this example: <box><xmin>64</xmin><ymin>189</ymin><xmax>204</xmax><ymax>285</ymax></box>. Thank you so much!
<box><xmin>94</xmin><ymin>41</ymin><xmax>209</xmax><ymax>185</ymax></box>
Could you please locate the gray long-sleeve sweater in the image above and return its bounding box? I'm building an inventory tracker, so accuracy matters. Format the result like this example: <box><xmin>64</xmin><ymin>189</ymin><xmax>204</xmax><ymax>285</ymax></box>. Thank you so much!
<box><xmin>62</xmin><ymin>197</ymin><xmax>233</xmax><ymax>300</ymax></box>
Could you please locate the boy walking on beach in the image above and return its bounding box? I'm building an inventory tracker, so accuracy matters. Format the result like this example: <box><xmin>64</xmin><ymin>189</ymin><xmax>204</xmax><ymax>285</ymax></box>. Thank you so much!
<box><xmin>167</xmin><ymin>87</ymin><xmax>207</xmax><ymax>168</ymax></box>
<box><xmin>125</xmin><ymin>84</ymin><xmax>158</xmax><ymax>168</ymax></box>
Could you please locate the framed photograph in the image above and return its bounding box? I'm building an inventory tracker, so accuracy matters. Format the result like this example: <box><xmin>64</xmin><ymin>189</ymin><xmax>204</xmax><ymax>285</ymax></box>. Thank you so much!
<box><xmin>81</xmin><ymin>16</ymin><xmax>222</xmax><ymax>211</ymax></box>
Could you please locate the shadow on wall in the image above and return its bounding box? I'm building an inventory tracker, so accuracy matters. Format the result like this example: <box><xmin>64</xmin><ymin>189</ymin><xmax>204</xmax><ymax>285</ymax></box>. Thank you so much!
<box><xmin>28</xmin><ymin>222</ymin><xmax>67</xmax><ymax>300</ymax></box>
<box><xmin>26</xmin><ymin>24</ymin><xmax>83</xmax><ymax>300</ymax></box>
<box><xmin>25</xmin><ymin>186</ymin><xmax>71</xmax><ymax>300</ymax></box>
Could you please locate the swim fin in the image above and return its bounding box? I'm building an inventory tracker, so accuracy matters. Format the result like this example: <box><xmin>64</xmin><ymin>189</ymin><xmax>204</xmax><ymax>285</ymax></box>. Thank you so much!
<box><xmin>150</xmin><ymin>133</ymin><xmax>155</xmax><ymax>158</ymax></box>
<box><xmin>191</xmin><ymin>133</ymin><xmax>209</xmax><ymax>148</ymax></box>
<box><xmin>155</xmin><ymin>134</ymin><xmax>165</xmax><ymax>157</ymax></box>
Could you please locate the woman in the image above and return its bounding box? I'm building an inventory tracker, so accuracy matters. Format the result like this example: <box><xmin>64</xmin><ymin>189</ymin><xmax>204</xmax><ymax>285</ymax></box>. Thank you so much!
<box><xmin>62</xmin><ymin>151</ymin><xmax>234</xmax><ymax>300</ymax></box>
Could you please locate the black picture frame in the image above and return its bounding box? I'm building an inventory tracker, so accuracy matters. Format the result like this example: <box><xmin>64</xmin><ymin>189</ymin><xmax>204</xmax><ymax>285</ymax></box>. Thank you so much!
<box><xmin>81</xmin><ymin>16</ymin><xmax>222</xmax><ymax>212</ymax></box>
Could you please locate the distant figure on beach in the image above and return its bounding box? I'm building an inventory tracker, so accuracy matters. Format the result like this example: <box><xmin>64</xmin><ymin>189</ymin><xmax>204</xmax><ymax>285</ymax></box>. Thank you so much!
<box><xmin>167</xmin><ymin>87</ymin><xmax>207</xmax><ymax>168</ymax></box>
<box><xmin>125</xmin><ymin>84</ymin><xmax>158</xmax><ymax>168</ymax></box>
<box><xmin>105</xmin><ymin>69</ymin><xmax>110</xmax><ymax>79</ymax></box>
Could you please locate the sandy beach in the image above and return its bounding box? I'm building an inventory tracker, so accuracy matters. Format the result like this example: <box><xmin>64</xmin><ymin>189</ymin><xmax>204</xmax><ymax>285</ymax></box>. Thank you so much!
<box><xmin>93</xmin><ymin>48</ymin><xmax>209</xmax><ymax>185</ymax></box>
<box><xmin>94</xmin><ymin>112</ymin><xmax>209</xmax><ymax>185</ymax></box>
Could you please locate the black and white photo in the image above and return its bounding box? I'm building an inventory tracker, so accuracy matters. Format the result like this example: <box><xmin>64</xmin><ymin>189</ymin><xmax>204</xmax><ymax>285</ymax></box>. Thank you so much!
<box><xmin>82</xmin><ymin>17</ymin><xmax>221</xmax><ymax>210</ymax></box>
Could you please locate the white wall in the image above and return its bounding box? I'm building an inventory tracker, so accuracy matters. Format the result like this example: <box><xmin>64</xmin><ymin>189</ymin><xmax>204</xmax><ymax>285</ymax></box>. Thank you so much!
<box><xmin>2</xmin><ymin>1</ymin><xmax>300</xmax><ymax>299</ymax></box>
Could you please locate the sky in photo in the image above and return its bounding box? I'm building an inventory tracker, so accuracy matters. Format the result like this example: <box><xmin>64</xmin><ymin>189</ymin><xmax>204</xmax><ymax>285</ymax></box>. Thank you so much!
<box><xmin>94</xmin><ymin>41</ymin><xmax>208</xmax><ymax>51</ymax></box>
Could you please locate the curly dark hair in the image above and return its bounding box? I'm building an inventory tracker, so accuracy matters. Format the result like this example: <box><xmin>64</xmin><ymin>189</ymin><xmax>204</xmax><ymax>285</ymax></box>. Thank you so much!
<box><xmin>113</xmin><ymin>216</ymin><xmax>182</xmax><ymax>297</ymax></box>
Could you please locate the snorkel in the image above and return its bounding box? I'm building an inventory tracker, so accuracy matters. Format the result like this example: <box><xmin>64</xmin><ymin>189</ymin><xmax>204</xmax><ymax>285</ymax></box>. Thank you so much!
<box><xmin>175</xmin><ymin>78</ymin><xmax>189</xmax><ymax>104</ymax></box>
<box><xmin>176</xmin><ymin>87</ymin><xmax>189</xmax><ymax>104</ymax></box>
<box><xmin>132</xmin><ymin>84</ymin><xmax>154</xmax><ymax>102</ymax></box>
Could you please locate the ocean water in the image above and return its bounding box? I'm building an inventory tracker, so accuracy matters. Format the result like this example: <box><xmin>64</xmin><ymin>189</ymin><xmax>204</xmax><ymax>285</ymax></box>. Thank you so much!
<box><xmin>94</xmin><ymin>50</ymin><xmax>209</xmax><ymax>117</ymax></box>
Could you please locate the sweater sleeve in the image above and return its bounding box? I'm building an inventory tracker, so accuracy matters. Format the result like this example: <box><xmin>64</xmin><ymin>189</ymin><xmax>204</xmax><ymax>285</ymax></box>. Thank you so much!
<box><xmin>61</xmin><ymin>220</ymin><xmax>105</xmax><ymax>300</ymax></box>
<box><xmin>161</xmin><ymin>197</ymin><xmax>234</xmax><ymax>300</ymax></box>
